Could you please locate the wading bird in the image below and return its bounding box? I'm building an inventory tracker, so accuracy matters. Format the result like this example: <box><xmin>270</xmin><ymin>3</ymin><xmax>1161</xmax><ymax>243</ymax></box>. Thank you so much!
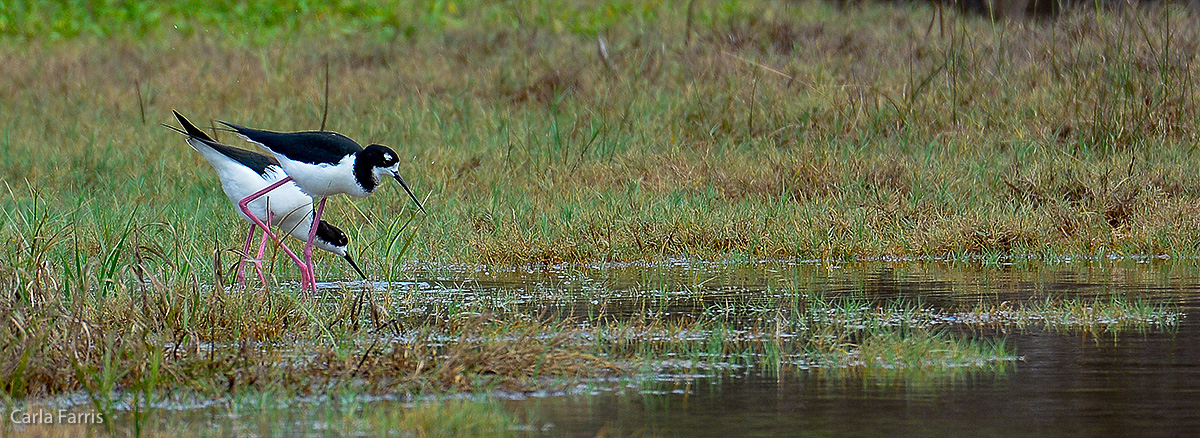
<box><xmin>216</xmin><ymin>120</ymin><xmax>425</xmax><ymax>277</ymax></box>
<box><xmin>168</xmin><ymin>110</ymin><xmax>365</xmax><ymax>291</ymax></box>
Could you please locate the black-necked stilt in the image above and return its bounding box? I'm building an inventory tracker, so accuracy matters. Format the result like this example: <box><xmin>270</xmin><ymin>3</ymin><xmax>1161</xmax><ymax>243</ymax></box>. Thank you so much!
<box><xmin>216</xmin><ymin>120</ymin><xmax>426</xmax><ymax>277</ymax></box>
<box><xmin>169</xmin><ymin>110</ymin><xmax>366</xmax><ymax>290</ymax></box>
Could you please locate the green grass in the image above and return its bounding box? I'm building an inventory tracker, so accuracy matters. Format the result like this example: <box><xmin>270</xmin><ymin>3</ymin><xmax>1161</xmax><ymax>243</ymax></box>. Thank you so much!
<box><xmin>6</xmin><ymin>2</ymin><xmax>1200</xmax><ymax>270</ymax></box>
<box><xmin>0</xmin><ymin>0</ymin><xmax>720</xmax><ymax>43</ymax></box>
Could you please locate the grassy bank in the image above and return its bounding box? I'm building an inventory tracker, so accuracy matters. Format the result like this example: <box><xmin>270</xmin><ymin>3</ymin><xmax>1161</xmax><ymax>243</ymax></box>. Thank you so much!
<box><xmin>5</xmin><ymin>2</ymin><xmax>1200</xmax><ymax>278</ymax></box>
<box><xmin>5</xmin><ymin>280</ymin><xmax>1031</xmax><ymax>401</ymax></box>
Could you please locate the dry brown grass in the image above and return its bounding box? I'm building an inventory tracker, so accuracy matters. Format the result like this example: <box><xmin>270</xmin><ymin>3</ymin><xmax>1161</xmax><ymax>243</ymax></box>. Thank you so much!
<box><xmin>10</xmin><ymin>3</ymin><xmax>1200</xmax><ymax>264</ymax></box>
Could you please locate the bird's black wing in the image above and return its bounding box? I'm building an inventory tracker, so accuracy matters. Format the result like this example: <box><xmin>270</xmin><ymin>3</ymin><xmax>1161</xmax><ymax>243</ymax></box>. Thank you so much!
<box><xmin>172</xmin><ymin>111</ymin><xmax>279</xmax><ymax>176</ymax></box>
<box><xmin>218</xmin><ymin>121</ymin><xmax>364</xmax><ymax>166</ymax></box>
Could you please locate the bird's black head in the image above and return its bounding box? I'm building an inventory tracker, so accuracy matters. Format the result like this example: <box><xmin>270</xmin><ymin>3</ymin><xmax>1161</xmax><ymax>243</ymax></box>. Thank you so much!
<box><xmin>354</xmin><ymin>144</ymin><xmax>399</xmax><ymax>195</ymax></box>
<box><xmin>314</xmin><ymin>221</ymin><xmax>349</xmax><ymax>249</ymax></box>
<box><xmin>360</xmin><ymin>144</ymin><xmax>399</xmax><ymax>168</ymax></box>
<box><xmin>313</xmin><ymin>220</ymin><xmax>366</xmax><ymax>280</ymax></box>
<box><xmin>357</xmin><ymin>144</ymin><xmax>426</xmax><ymax>214</ymax></box>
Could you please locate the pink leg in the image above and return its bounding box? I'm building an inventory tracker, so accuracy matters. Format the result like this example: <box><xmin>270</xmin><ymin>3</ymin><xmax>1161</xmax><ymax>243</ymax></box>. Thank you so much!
<box><xmin>252</xmin><ymin>211</ymin><xmax>274</xmax><ymax>289</ymax></box>
<box><xmin>303</xmin><ymin>197</ymin><xmax>327</xmax><ymax>291</ymax></box>
<box><xmin>236</xmin><ymin>224</ymin><xmax>256</xmax><ymax>288</ymax></box>
<box><xmin>277</xmin><ymin>242</ymin><xmax>312</xmax><ymax>290</ymax></box>
<box><xmin>268</xmin><ymin>204</ymin><xmax>315</xmax><ymax>291</ymax></box>
<box><xmin>253</xmin><ymin>214</ymin><xmax>313</xmax><ymax>290</ymax></box>
<box><xmin>253</xmin><ymin>227</ymin><xmax>271</xmax><ymax>288</ymax></box>
<box><xmin>238</xmin><ymin>177</ymin><xmax>291</xmax><ymax>239</ymax></box>
<box><xmin>256</xmin><ymin>230</ymin><xmax>313</xmax><ymax>291</ymax></box>
<box><xmin>238</xmin><ymin>176</ymin><xmax>313</xmax><ymax>292</ymax></box>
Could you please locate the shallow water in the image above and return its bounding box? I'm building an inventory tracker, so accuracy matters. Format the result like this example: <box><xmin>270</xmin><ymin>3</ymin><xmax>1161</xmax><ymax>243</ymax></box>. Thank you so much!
<box><xmin>386</xmin><ymin>260</ymin><xmax>1198</xmax><ymax>437</ymax></box>
<box><xmin>29</xmin><ymin>260</ymin><xmax>1200</xmax><ymax>436</ymax></box>
<box><xmin>488</xmin><ymin>260</ymin><xmax>1200</xmax><ymax>437</ymax></box>
<box><xmin>514</xmin><ymin>323</ymin><xmax>1198</xmax><ymax>437</ymax></box>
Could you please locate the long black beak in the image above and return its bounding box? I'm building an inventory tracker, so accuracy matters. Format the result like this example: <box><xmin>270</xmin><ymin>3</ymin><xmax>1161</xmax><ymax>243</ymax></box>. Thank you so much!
<box><xmin>393</xmin><ymin>173</ymin><xmax>427</xmax><ymax>214</ymax></box>
<box><xmin>343</xmin><ymin>254</ymin><xmax>367</xmax><ymax>280</ymax></box>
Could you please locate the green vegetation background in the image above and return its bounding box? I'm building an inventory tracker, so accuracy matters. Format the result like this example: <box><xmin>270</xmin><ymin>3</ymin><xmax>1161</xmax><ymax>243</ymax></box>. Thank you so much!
<box><xmin>4</xmin><ymin>0</ymin><xmax>1200</xmax><ymax>283</ymax></box>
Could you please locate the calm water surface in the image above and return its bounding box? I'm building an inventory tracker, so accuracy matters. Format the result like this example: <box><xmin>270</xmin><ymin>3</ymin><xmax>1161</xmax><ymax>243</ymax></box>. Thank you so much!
<box><xmin>425</xmin><ymin>260</ymin><xmax>1200</xmax><ymax>437</ymax></box>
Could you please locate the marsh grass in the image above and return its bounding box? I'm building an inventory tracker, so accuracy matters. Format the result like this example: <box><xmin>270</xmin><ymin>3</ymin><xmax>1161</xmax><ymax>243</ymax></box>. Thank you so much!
<box><xmin>1</xmin><ymin>224</ymin><xmax>1184</xmax><ymax>434</ymax></box>
<box><xmin>698</xmin><ymin>288</ymin><xmax>1183</xmax><ymax>336</ymax></box>
<box><xmin>7</xmin><ymin>2</ymin><xmax>1200</xmax><ymax>269</ymax></box>
<box><xmin>0</xmin><ymin>200</ymin><xmax>1185</xmax><ymax>434</ymax></box>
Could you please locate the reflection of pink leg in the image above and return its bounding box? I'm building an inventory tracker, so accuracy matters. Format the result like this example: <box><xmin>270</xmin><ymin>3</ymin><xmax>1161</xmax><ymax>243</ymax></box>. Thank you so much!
<box><xmin>303</xmin><ymin>197</ymin><xmax>327</xmax><ymax>291</ymax></box>
<box><xmin>238</xmin><ymin>176</ymin><xmax>311</xmax><ymax>292</ymax></box>
<box><xmin>237</xmin><ymin>224</ymin><xmax>256</xmax><ymax>288</ymax></box>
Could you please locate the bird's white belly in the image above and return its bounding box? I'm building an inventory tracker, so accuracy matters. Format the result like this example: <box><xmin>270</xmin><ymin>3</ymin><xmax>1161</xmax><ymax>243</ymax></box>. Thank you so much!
<box><xmin>277</xmin><ymin>155</ymin><xmax>369</xmax><ymax>198</ymax></box>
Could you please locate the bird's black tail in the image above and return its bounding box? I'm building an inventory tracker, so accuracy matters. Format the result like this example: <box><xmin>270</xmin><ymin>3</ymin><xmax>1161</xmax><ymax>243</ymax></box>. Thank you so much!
<box><xmin>172</xmin><ymin>110</ymin><xmax>215</xmax><ymax>141</ymax></box>
<box><xmin>167</xmin><ymin>110</ymin><xmax>281</xmax><ymax>175</ymax></box>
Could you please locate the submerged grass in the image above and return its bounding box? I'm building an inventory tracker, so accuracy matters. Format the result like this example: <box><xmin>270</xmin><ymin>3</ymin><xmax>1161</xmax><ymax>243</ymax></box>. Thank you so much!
<box><xmin>961</xmin><ymin>296</ymin><xmax>1184</xmax><ymax>334</ymax></box>
<box><xmin>720</xmin><ymin>292</ymin><xmax>1184</xmax><ymax>336</ymax></box>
